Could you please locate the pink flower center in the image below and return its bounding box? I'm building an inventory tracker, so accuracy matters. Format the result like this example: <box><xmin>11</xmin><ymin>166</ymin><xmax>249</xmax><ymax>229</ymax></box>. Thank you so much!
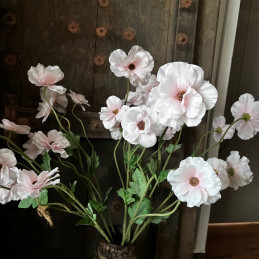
<box><xmin>189</xmin><ymin>177</ymin><xmax>199</xmax><ymax>186</ymax></box>
<box><xmin>177</xmin><ymin>91</ymin><xmax>186</xmax><ymax>101</ymax></box>
<box><xmin>137</xmin><ymin>120</ymin><xmax>145</xmax><ymax>130</ymax></box>
<box><xmin>113</xmin><ymin>109</ymin><xmax>119</xmax><ymax>115</ymax></box>
<box><xmin>128</xmin><ymin>63</ymin><xmax>136</xmax><ymax>71</ymax></box>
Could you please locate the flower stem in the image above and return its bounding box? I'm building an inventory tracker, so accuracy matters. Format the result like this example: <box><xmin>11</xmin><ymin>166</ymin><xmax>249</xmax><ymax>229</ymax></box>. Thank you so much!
<box><xmin>194</xmin><ymin>129</ymin><xmax>215</xmax><ymax>155</ymax></box>
<box><xmin>114</xmin><ymin>137</ymin><xmax>125</xmax><ymax>188</ymax></box>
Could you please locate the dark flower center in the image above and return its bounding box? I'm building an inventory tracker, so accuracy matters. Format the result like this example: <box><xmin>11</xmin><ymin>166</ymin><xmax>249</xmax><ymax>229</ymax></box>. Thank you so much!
<box><xmin>189</xmin><ymin>177</ymin><xmax>199</xmax><ymax>186</ymax></box>
<box><xmin>113</xmin><ymin>109</ymin><xmax>119</xmax><ymax>115</ymax></box>
<box><xmin>137</xmin><ymin>120</ymin><xmax>145</xmax><ymax>130</ymax></box>
<box><xmin>214</xmin><ymin>169</ymin><xmax>219</xmax><ymax>176</ymax></box>
<box><xmin>128</xmin><ymin>63</ymin><xmax>136</xmax><ymax>71</ymax></box>
<box><xmin>177</xmin><ymin>91</ymin><xmax>186</xmax><ymax>101</ymax></box>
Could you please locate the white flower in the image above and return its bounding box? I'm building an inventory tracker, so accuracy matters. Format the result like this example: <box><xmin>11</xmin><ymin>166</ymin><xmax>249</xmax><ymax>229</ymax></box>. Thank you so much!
<box><xmin>0</xmin><ymin>119</ymin><xmax>31</xmax><ymax>134</ymax></box>
<box><xmin>226</xmin><ymin>151</ymin><xmax>253</xmax><ymax>190</ymax></box>
<box><xmin>231</xmin><ymin>93</ymin><xmax>259</xmax><ymax>140</ymax></box>
<box><xmin>121</xmin><ymin>106</ymin><xmax>163</xmax><ymax>148</ymax></box>
<box><xmin>149</xmin><ymin>62</ymin><xmax>218</xmax><ymax>128</ymax></box>
<box><xmin>167</xmin><ymin>157</ymin><xmax>221</xmax><ymax>207</ymax></box>
<box><xmin>67</xmin><ymin>90</ymin><xmax>90</xmax><ymax>111</ymax></box>
<box><xmin>207</xmin><ymin>157</ymin><xmax>230</xmax><ymax>190</ymax></box>
<box><xmin>23</xmin><ymin>133</ymin><xmax>43</xmax><ymax>160</ymax></box>
<box><xmin>109</xmin><ymin>46</ymin><xmax>154</xmax><ymax>87</ymax></box>
<box><xmin>125</xmin><ymin>91</ymin><xmax>145</xmax><ymax>106</ymax></box>
<box><xmin>162</xmin><ymin>127</ymin><xmax>176</xmax><ymax>141</ymax></box>
<box><xmin>213</xmin><ymin>116</ymin><xmax>235</xmax><ymax>142</ymax></box>
<box><xmin>0</xmin><ymin>149</ymin><xmax>17</xmax><ymax>185</ymax></box>
<box><xmin>100</xmin><ymin>96</ymin><xmax>129</xmax><ymax>130</ymax></box>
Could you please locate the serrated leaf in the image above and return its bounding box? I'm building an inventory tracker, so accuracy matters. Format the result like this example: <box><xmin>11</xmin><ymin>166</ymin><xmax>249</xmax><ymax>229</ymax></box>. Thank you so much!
<box><xmin>151</xmin><ymin>212</ymin><xmax>170</xmax><ymax>224</ymax></box>
<box><xmin>158</xmin><ymin>170</ymin><xmax>170</xmax><ymax>183</ymax></box>
<box><xmin>117</xmin><ymin>188</ymin><xmax>135</xmax><ymax>205</ymax></box>
<box><xmin>124</xmin><ymin>151</ymin><xmax>139</xmax><ymax>171</ymax></box>
<box><xmin>147</xmin><ymin>158</ymin><xmax>157</xmax><ymax>175</ymax></box>
<box><xmin>89</xmin><ymin>200</ymin><xmax>107</xmax><ymax>214</ymax></box>
<box><xmin>165</xmin><ymin>144</ymin><xmax>181</xmax><ymax>154</ymax></box>
<box><xmin>75</xmin><ymin>217</ymin><xmax>94</xmax><ymax>227</ymax></box>
<box><xmin>41</xmin><ymin>152</ymin><xmax>51</xmax><ymax>171</ymax></box>
<box><xmin>39</xmin><ymin>189</ymin><xmax>48</xmax><ymax>205</ymax></box>
<box><xmin>128</xmin><ymin>198</ymin><xmax>152</xmax><ymax>225</ymax></box>
<box><xmin>18</xmin><ymin>196</ymin><xmax>34</xmax><ymax>208</ymax></box>
<box><xmin>128</xmin><ymin>168</ymin><xmax>147</xmax><ymax>198</ymax></box>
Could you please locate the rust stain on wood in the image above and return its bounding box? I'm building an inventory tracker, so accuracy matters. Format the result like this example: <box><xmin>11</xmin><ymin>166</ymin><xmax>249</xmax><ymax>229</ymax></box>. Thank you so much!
<box><xmin>2</xmin><ymin>12</ymin><xmax>16</xmax><ymax>25</ymax></box>
<box><xmin>123</xmin><ymin>28</ymin><xmax>135</xmax><ymax>41</ymax></box>
<box><xmin>96</xmin><ymin>27</ymin><xmax>107</xmax><ymax>37</ymax></box>
<box><xmin>4</xmin><ymin>53</ymin><xmax>17</xmax><ymax>67</ymax></box>
<box><xmin>90</xmin><ymin>120</ymin><xmax>103</xmax><ymax>130</ymax></box>
<box><xmin>177</xmin><ymin>33</ymin><xmax>188</xmax><ymax>45</ymax></box>
<box><xmin>94</xmin><ymin>55</ymin><xmax>105</xmax><ymax>66</ymax></box>
<box><xmin>98</xmin><ymin>0</ymin><xmax>109</xmax><ymax>8</ymax></box>
<box><xmin>68</xmin><ymin>21</ymin><xmax>80</xmax><ymax>33</ymax></box>
<box><xmin>181</xmin><ymin>0</ymin><xmax>192</xmax><ymax>8</ymax></box>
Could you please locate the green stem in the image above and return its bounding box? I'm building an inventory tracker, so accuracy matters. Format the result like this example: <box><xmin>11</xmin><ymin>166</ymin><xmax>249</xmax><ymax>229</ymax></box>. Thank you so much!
<box><xmin>157</xmin><ymin>127</ymin><xmax>168</xmax><ymax>172</ymax></box>
<box><xmin>0</xmin><ymin>185</ymin><xmax>11</xmax><ymax>190</ymax></box>
<box><xmin>195</xmin><ymin>129</ymin><xmax>215</xmax><ymax>155</ymax></box>
<box><xmin>114</xmin><ymin>137</ymin><xmax>125</xmax><ymax>188</ymax></box>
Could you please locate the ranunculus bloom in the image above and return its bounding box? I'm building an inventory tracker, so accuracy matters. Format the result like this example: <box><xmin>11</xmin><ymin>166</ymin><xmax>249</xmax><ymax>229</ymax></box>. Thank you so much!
<box><xmin>125</xmin><ymin>91</ymin><xmax>145</xmax><ymax>106</ymax></box>
<box><xmin>231</xmin><ymin>93</ymin><xmax>259</xmax><ymax>140</ymax></box>
<box><xmin>213</xmin><ymin>116</ymin><xmax>235</xmax><ymax>142</ymax></box>
<box><xmin>32</xmin><ymin>130</ymin><xmax>70</xmax><ymax>158</ymax></box>
<box><xmin>149</xmin><ymin>62</ymin><xmax>218</xmax><ymax>128</ymax></box>
<box><xmin>207</xmin><ymin>157</ymin><xmax>230</xmax><ymax>190</ymax></box>
<box><xmin>28</xmin><ymin>63</ymin><xmax>66</xmax><ymax>94</ymax></box>
<box><xmin>0</xmin><ymin>149</ymin><xmax>17</xmax><ymax>185</ymax></box>
<box><xmin>109</xmin><ymin>45</ymin><xmax>154</xmax><ymax>87</ymax></box>
<box><xmin>162</xmin><ymin>127</ymin><xmax>176</xmax><ymax>141</ymax></box>
<box><xmin>121</xmin><ymin>106</ymin><xmax>164</xmax><ymax>148</ymax></box>
<box><xmin>167</xmin><ymin>157</ymin><xmax>221</xmax><ymax>207</ymax></box>
<box><xmin>100</xmin><ymin>96</ymin><xmax>129</xmax><ymax>130</ymax></box>
<box><xmin>23</xmin><ymin>133</ymin><xmax>43</xmax><ymax>160</ymax></box>
<box><xmin>0</xmin><ymin>119</ymin><xmax>30</xmax><ymax>134</ymax></box>
<box><xmin>13</xmin><ymin>167</ymin><xmax>60</xmax><ymax>199</ymax></box>
<box><xmin>67</xmin><ymin>90</ymin><xmax>90</xmax><ymax>111</ymax></box>
<box><xmin>226</xmin><ymin>151</ymin><xmax>253</xmax><ymax>190</ymax></box>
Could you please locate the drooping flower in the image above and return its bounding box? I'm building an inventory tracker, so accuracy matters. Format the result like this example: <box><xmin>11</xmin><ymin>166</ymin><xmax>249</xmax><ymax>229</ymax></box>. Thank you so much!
<box><xmin>23</xmin><ymin>133</ymin><xmax>43</xmax><ymax>160</ymax></box>
<box><xmin>167</xmin><ymin>157</ymin><xmax>221</xmax><ymax>207</ymax></box>
<box><xmin>149</xmin><ymin>62</ymin><xmax>218</xmax><ymax>128</ymax></box>
<box><xmin>36</xmin><ymin>101</ymin><xmax>53</xmax><ymax>123</ymax></box>
<box><xmin>207</xmin><ymin>157</ymin><xmax>230</xmax><ymax>190</ymax></box>
<box><xmin>0</xmin><ymin>119</ymin><xmax>31</xmax><ymax>135</ymax></box>
<box><xmin>67</xmin><ymin>90</ymin><xmax>90</xmax><ymax>111</ymax></box>
<box><xmin>27</xmin><ymin>63</ymin><xmax>66</xmax><ymax>94</ymax></box>
<box><xmin>32</xmin><ymin>130</ymin><xmax>70</xmax><ymax>158</ymax></box>
<box><xmin>212</xmin><ymin>116</ymin><xmax>235</xmax><ymax>142</ymax></box>
<box><xmin>226</xmin><ymin>151</ymin><xmax>253</xmax><ymax>190</ymax></box>
<box><xmin>0</xmin><ymin>149</ymin><xmax>17</xmax><ymax>185</ymax></box>
<box><xmin>231</xmin><ymin>93</ymin><xmax>259</xmax><ymax>140</ymax></box>
<box><xmin>12</xmin><ymin>167</ymin><xmax>60</xmax><ymax>199</ymax></box>
<box><xmin>109</xmin><ymin>45</ymin><xmax>154</xmax><ymax>87</ymax></box>
<box><xmin>121</xmin><ymin>106</ymin><xmax>164</xmax><ymax>148</ymax></box>
<box><xmin>100</xmin><ymin>96</ymin><xmax>129</xmax><ymax>130</ymax></box>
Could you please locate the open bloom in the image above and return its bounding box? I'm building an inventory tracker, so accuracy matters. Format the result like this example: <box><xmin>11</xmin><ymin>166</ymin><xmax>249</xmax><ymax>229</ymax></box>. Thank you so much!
<box><xmin>109</xmin><ymin>46</ymin><xmax>154</xmax><ymax>87</ymax></box>
<box><xmin>226</xmin><ymin>151</ymin><xmax>253</xmax><ymax>190</ymax></box>
<box><xmin>23</xmin><ymin>133</ymin><xmax>43</xmax><ymax>160</ymax></box>
<box><xmin>149</xmin><ymin>62</ymin><xmax>218</xmax><ymax>128</ymax></box>
<box><xmin>231</xmin><ymin>93</ymin><xmax>259</xmax><ymax>140</ymax></box>
<box><xmin>67</xmin><ymin>90</ymin><xmax>90</xmax><ymax>111</ymax></box>
<box><xmin>100</xmin><ymin>96</ymin><xmax>129</xmax><ymax>130</ymax></box>
<box><xmin>28</xmin><ymin>63</ymin><xmax>66</xmax><ymax>94</ymax></box>
<box><xmin>13</xmin><ymin>167</ymin><xmax>60</xmax><ymax>199</ymax></box>
<box><xmin>32</xmin><ymin>130</ymin><xmax>70</xmax><ymax>158</ymax></box>
<box><xmin>213</xmin><ymin>116</ymin><xmax>235</xmax><ymax>142</ymax></box>
<box><xmin>121</xmin><ymin>106</ymin><xmax>164</xmax><ymax>148</ymax></box>
<box><xmin>125</xmin><ymin>91</ymin><xmax>145</xmax><ymax>106</ymax></box>
<box><xmin>207</xmin><ymin>157</ymin><xmax>230</xmax><ymax>190</ymax></box>
<box><xmin>0</xmin><ymin>119</ymin><xmax>30</xmax><ymax>134</ymax></box>
<box><xmin>167</xmin><ymin>157</ymin><xmax>221</xmax><ymax>207</ymax></box>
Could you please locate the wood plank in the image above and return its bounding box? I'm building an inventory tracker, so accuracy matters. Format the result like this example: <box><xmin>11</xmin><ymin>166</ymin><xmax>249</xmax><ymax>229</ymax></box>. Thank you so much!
<box><xmin>206</xmin><ymin>222</ymin><xmax>259</xmax><ymax>258</ymax></box>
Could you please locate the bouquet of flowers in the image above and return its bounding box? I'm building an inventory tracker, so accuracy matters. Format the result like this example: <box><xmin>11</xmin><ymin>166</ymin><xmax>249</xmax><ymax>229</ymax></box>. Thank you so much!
<box><xmin>0</xmin><ymin>45</ymin><xmax>257</xmax><ymax>251</ymax></box>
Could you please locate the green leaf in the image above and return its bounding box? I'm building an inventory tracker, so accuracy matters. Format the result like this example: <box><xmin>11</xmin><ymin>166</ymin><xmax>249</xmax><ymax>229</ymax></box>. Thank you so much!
<box><xmin>103</xmin><ymin>187</ymin><xmax>113</xmax><ymax>205</ymax></box>
<box><xmin>151</xmin><ymin>212</ymin><xmax>170</xmax><ymax>224</ymax></box>
<box><xmin>75</xmin><ymin>217</ymin><xmax>94</xmax><ymax>227</ymax></box>
<box><xmin>165</xmin><ymin>144</ymin><xmax>181</xmax><ymax>154</ymax></box>
<box><xmin>41</xmin><ymin>152</ymin><xmax>51</xmax><ymax>171</ymax></box>
<box><xmin>18</xmin><ymin>196</ymin><xmax>34</xmax><ymax>208</ymax></box>
<box><xmin>158</xmin><ymin>170</ymin><xmax>170</xmax><ymax>183</ymax></box>
<box><xmin>32</xmin><ymin>199</ymin><xmax>38</xmax><ymax>209</ymax></box>
<box><xmin>147</xmin><ymin>158</ymin><xmax>157</xmax><ymax>175</ymax></box>
<box><xmin>89</xmin><ymin>200</ymin><xmax>107</xmax><ymax>214</ymax></box>
<box><xmin>124</xmin><ymin>151</ymin><xmax>139</xmax><ymax>171</ymax></box>
<box><xmin>128</xmin><ymin>168</ymin><xmax>147</xmax><ymax>198</ymax></box>
<box><xmin>64</xmin><ymin>131</ymin><xmax>80</xmax><ymax>155</ymax></box>
<box><xmin>39</xmin><ymin>189</ymin><xmax>48</xmax><ymax>205</ymax></box>
<box><xmin>69</xmin><ymin>181</ymin><xmax>77</xmax><ymax>194</ymax></box>
<box><xmin>117</xmin><ymin>188</ymin><xmax>135</xmax><ymax>205</ymax></box>
<box><xmin>128</xmin><ymin>198</ymin><xmax>152</xmax><ymax>225</ymax></box>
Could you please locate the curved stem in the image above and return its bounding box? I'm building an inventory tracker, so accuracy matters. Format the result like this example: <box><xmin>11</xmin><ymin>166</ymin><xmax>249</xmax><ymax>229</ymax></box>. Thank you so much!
<box><xmin>157</xmin><ymin>127</ymin><xmax>168</xmax><ymax>172</ymax></box>
<box><xmin>195</xmin><ymin>129</ymin><xmax>215</xmax><ymax>155</ymax></box>
<box><xmin>114</xmin><ymin>137</ymin><xmax>125</xmax><ymax>188</ymax></box>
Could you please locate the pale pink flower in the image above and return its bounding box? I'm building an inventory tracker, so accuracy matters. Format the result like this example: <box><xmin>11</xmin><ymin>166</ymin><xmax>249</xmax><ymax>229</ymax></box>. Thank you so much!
<box><xmin>67</xmin><ymin>90</ymin><xmax>90</xmax><ymax>111</ymax></box>
<box><xmin>167</xmin><ymin>157</ymin><xmax>221</xmax><ymax>207</ymax></box>
<box><xmin>28</xmin><ymin>63</ymin><xmax>66</xmax><ymax>94</ymax></box>
<box><xmin>226</xmin><ymin>151</ymin><xmax>253</xmax><ymax>190</ymax></box>
<box><xmin>231</xmin><ymin>93</ymin><xmax>259</xmax><ymax>140</ymax></box>
<box><xmin>100</xmin><ymin>96</ymin><xmax>129</xmax><ymax>130</ymax></box>
<box><xmin>0</xmin><ymin>149</ymin><xmax>17</xmax><ymax>185</ymax></box>
<box><xmin>213</xmin><ymin>116</ymin><xmax>235</xmax><ymax>142</ymax></box>
<box><xmin>111</xmin><ymin>129</ymin><xmax>122</xmax><ymax>140</ymax></box>
<box><xmin>109</xmin><ymin>46</ymin><xmax>154</xmax><ymax>87</ymax></box>
<box><xmin>121</xmin><ymin>106</ymin><xmax>163</xmax><ymax>148</ymax></box>
<box><xmin>0</xmin><ymin>119</ymin><xmax>30</xmax><ymax>134</ymax></box>
<box><xmin>204</xmin><ymin>193</ymin><xmax>221</xmax><ymax>205</ymax></box>
<box><xmin>207</xmin><ymin>157</ymin><xmax>230</xmax><ymax>190</ymax></box>
<box><xmin>23</xmin><ymin>133</ymin><xmax>43</xmax><ymax>160</ymax></box>
<box><xmin>149</xmin><ymin>62</ymin><xmax>217</xmax><ymax>128</ymax></box>
<box><xmin>36</xmin><ymin>101</ymin><xmax>52</xmax><ymax>123</ymax></box>
<box><xmin>125</xmin><ymin>91</ymin><xmax>145</xmax><ymax>106</ymax></box>
<box><xmin>32</xmin><ymin>130</ymin><xmax>70</xmax><ymax>158</ymax></box>
<box><xmin>162</xmin><ymin>127</ymin><xmax>176</xmax><ymax>141</ymax></box>
<box><xmin>13</xmin><ymin>167</ymin><xmax>60</xmax><ymax>199</ymax></box>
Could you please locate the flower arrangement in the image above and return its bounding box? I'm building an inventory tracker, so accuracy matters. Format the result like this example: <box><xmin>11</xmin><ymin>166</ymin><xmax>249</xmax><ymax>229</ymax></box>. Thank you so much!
<box><xmin>0</xmin><ymin>45</ymin><xmax>257</xmax><ymax>249</ymax></box>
